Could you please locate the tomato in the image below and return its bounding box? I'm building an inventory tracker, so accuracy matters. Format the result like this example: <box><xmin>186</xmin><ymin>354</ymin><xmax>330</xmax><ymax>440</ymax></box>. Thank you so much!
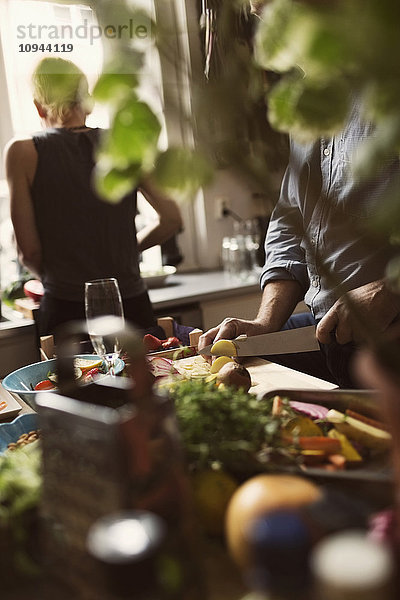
<box><xmin>84</xmin><ymin>367</ymin><xmax>100</xmax><ymax>382</ymax></box>
<box><xmin>161</xmin><ymin>336</ymin><xmax>181</xmax><ymax>349</ymax></box>
<box><xmin>34</xmin><ymin>379</ymin><xmax>55</xmax><ymax>391</ymax></box>
<box><xmin>143</xmin><ymin>334</ymin><xmax>162</xmax><ymax>352</ymax></box>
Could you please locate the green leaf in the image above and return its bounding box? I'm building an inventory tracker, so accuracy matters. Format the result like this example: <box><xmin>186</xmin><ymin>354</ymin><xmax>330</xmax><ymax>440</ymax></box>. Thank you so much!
<box><xmin>153</xmin><ymin>148</ymin><xmax>214</xmax><ymax>199</ymax></box>
<box><xmin>93</xmin><ymin>73</ymin><xmax>138</xmax><ymax>104</ymax></box>
<box><xmin>94</xmin><ymin>163</ymin><xmax>141</xmax><ymax>203</ymax></box>
<box><xmin>254</xmin><ymin>0</ymin><xmax>301</xmax><ymax>73</ymax></box>
<box><xmin>268</xmin><ymin>74</ymin><xmax>350</xmax><ymax>140</ymax></box>
<box><xmin>107</xmin><ymin>99</ymin><xmax>161</xmax><ymax>169</ymax></box>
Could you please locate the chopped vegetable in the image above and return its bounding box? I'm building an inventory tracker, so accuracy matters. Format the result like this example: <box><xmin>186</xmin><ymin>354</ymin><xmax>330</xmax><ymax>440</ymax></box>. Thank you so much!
<box><xmin>282</xmin><ymin>435</ymin><xmax>342</xmax><ymax>454</ymax></box>
<box><xmin>143</xmin><ymin>334</ymin><xmax>163</xmax><ymax>352</ymax></box>
<box><xmin>328</xmin><ymin>429</ymin><xmax>363</xmax><ymax>463</ymax></box>
<box><xmin>289</xmin><ymin>401</ymin><xmax>329</xmax><ymax>420</ymax></box>
<box><xmin>169</xmin><ymin>379</ymin><xmax>295</xmax><ymax>469</ymax></box>
<box><xmin>210</xmin><ymin>339</ymin><xmax>237</xmax><ymax>357</ymax></box>
<box><xmin>147</xmin><ymin>356</ymin><xmax>176</xmax><ymax>378</ymax></box>
<box><xmin>161</xmin><ymin>336</ymin><xmax>181</xmax><ymax>349</ymax></box>
<box><xmin>34</xmin><ymin>379</ymin><xmax>56</xmax><ymax>391</ymax></box>
<box><xmin>283</xmin><ymin>415</ymin><xmax>324</xmax><ymax>437</ymax></box>
<box><xmin>327</xmin><ymin>409</ymin><xmax>391</xmax><ymax>452</ymax></box>
<box><xmin>210</xmin><ymin>356</ymin><xmax>234</xmax><ymax>374</ymax></box>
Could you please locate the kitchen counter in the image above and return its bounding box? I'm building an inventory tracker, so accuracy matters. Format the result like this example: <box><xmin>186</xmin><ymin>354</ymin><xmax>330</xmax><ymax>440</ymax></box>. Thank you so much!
<box><xmin>148</xmin><ymin>269</ymin><xmax>260</xmax><ymax>310</ymax></box>
<box><xmin>0</xmin><ymin>271</ymin><xmax>262</xmax><ymax>374</ymax></box>
<box><xmin>148</xmin><ymin>270</ymin><xmax>263</xmax><ymax>330</ymax></box>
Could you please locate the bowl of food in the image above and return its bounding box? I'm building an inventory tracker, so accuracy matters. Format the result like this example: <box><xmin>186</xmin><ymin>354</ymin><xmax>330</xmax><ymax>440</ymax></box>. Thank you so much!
<box><xmin>0</xmin><ymin>413</ymin><xmax>39</xmax><ymax>454</ymax></box>
<box><xmin>2</xmin><ymin>355</ymin><xmax>125</xmax><ymax>408</ymax></box>
<box><xmin>140</xmin><ymin>265</ymin><xmax>176</xmax><ymax>289</ymax></box>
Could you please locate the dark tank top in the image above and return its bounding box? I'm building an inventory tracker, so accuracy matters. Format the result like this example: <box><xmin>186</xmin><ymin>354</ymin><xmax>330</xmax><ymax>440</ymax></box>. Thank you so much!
<box><xmin>31</xmin><ymin>128</ymin><xmax>145</xmax><ymax>301</ymax></box>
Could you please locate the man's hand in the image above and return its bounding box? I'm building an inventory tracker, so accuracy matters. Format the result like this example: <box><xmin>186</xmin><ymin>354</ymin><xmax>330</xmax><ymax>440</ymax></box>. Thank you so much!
<box><xmin>316</xmin><ymin>280</ymin><xmax>400</xmax><ymax>345</ymax></box>
<box><xmin>198</xmin><ymin>318</ymin><xmax>270</xmax><ymax>354</ymax></box>
<box><xmin>198</xmin><ymin>280</ymin><xmax>304</xmax><ymax>355</ymax></box>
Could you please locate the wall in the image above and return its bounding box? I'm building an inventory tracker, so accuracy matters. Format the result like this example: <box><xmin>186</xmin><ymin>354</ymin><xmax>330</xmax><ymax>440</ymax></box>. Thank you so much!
<box><xmin>159</xmin><ymin>0</ymin><xmax>285</xmax><ymax>272</ymax></box>
<box><xmin>198</xmin><ymin>168</ymin><xmax>277</xmax><ymax>270</ymax></box>
<box><xmin>0</xmin><ymin>320</ymin><xmax>39</xmax><ymax>377</ymax></box>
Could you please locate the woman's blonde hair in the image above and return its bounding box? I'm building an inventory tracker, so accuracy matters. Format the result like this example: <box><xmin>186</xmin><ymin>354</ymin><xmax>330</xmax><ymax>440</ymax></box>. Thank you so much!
<box><xmin>32</xmin><ymin>57</ymin><xmax>92</xmax><ymax>122</ymax></box>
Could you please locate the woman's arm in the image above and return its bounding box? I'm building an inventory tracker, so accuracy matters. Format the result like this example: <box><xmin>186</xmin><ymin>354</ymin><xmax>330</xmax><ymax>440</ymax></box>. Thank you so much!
<box><xmin>4</xmin><ymin>139</ymin><xmax>42</xmax><ymax>278</ymax></box>
<box><xmin>136</xmin><ymin>178</ymin><xmax>183</xmax><ymax>253</ymax></box>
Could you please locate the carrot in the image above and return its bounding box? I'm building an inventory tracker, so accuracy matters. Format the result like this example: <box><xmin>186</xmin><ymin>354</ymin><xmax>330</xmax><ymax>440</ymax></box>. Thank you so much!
<box><xmin>301</xmin><ymin>450</ymin><xmax>326</xmax><ymax>466</ymax></box>
<box><xmin>282</xmin><ymin>434</ymin><xmax>342</xmax><ymax>455</ymax></box>
<box><xmin>345</xmin><ymin>409</ymin><xmax>389</xmax><ymax>432</ymax></box>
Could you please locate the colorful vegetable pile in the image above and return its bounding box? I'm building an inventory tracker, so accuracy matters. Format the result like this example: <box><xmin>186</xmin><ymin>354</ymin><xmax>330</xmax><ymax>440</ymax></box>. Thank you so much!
<box><xmin>168</xmin><ymin>379</ymin><xmax>391</xmax><ymax>473</ymax></box>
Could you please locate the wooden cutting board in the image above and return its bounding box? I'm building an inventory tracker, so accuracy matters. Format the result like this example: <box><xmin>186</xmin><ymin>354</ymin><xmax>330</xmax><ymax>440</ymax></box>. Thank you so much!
<box><xmin>173</xmin><ymin>355</ymin><xmax>337</xmax><ymax>396</ymax></box>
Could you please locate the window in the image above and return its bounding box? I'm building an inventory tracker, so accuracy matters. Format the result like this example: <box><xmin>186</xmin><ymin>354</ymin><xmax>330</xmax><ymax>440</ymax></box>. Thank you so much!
<box><xmin>0</xmin><ymin>0</ymin><xmax>262</xmax><ymax>295</ymax></box>
<box><xmin>0</xmin><ymin>0</ymin><xmax>110</xmax><ymax>290</ymax></box>
<box><xmin>0</xmin><ymin>0</ymin><xmax>108</xmax><ymax>137</ymax></box>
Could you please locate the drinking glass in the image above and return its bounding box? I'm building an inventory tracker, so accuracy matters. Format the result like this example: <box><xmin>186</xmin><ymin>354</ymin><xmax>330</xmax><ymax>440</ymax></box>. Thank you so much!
<box><xmin>84</xmin><ymin>278</ymin><xmax>125</xmax><ymax>375</ymax></box>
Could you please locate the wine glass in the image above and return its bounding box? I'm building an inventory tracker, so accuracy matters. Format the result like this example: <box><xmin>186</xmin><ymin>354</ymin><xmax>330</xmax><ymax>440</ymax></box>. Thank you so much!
<box><xmin>84</xmin><ymin>278</ymin><xmax>125</xmax><ymax>375</ymax></box>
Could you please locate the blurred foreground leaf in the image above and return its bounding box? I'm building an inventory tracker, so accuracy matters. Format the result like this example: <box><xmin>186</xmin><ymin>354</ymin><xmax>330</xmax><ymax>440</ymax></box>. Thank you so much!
<box><xmin>153</xmin><ymin>148</ymin><xmax>214</xmax><ymax>200</ymax></box>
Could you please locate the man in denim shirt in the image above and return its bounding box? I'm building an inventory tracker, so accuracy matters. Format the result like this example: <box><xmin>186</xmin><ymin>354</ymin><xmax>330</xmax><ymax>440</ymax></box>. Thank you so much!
<box><xmin>199</xmin><ymin>103</ymin><xmax>400</xmax><ymax>387</ymax></box>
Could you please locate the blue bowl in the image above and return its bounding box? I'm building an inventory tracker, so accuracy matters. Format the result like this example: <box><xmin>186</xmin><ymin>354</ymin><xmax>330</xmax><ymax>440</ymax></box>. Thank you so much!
<box><xmin>0</xmin><ymin>413</ymin><xmax>39</xmax><ymax>454</ymax></box>
<box><xmin>2</xmin><ymin>355</ymin><xmax>125</xmax><ymax>408</ymax></box>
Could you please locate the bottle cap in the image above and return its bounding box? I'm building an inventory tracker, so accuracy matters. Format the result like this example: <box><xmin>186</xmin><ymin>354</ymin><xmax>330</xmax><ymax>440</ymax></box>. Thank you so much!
<box><xmin>310</xmin><ymin>530</ymin><xmax>394</xmax><ymax>591</ymax></box>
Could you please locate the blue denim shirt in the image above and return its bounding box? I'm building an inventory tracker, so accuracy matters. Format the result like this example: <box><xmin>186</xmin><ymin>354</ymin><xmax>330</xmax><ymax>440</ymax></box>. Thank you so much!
<box><xmin>260</xmin><ymin>103</ymin><xmax>400</xmax><ymax>320</ymax></box>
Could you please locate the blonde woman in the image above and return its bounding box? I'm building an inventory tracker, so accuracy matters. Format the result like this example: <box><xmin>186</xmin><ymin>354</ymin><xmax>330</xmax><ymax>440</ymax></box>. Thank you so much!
<box><xmin>5</xmin><ymin>57</ymin><xmax>181</xmax><ymax>337</ymax></box>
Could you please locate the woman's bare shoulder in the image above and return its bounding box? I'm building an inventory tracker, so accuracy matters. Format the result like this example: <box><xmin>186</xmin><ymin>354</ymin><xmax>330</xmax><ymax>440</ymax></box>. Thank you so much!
<box><xmin>4</xmin><ymin>136</ymin><xmax>36</xmax><ymax>158</ymax></box>
<box><xmin>4</xmin><ymin>137</ymin><xmax>38</xmax><ymax>182</ymax></box>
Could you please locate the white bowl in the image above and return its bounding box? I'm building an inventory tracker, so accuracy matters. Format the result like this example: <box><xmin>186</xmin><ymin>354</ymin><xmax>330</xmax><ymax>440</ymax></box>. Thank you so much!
<box><xmin>140</xmin><ymin>265</ymin><xmax>176</xmax><ymax>288</ymax></box>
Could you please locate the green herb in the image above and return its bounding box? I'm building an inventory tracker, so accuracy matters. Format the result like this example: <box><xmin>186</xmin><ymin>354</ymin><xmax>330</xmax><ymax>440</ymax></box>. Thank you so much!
<box><xmin>169</xmin><ymin>379</ymin><xmax>295</xmax><ymax>470</ymax></box>
<box><xmin>0</xmin><ymin>441</ymin><xmax>41</xmax><ymax>523</ymax></box>
<box><xmin>0</xmin><ymin>442</ymin><xmax>42</xmax><ymax>576</ymax></box>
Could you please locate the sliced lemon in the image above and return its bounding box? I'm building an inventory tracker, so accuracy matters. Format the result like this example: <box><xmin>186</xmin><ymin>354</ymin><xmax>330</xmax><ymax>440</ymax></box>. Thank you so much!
<box><xmin>74</xmin><ymin>357</ymin><xmax>103</xmax><ymax>373</ymax></box>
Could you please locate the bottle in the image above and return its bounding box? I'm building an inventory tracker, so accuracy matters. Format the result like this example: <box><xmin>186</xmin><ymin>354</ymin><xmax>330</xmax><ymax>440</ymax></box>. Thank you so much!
<box><xmin>243</xmin><ymin>510</ymin><xmax>313</xmax><ymax>600</ymax></box>
<box><xmin>310</xmin><ymin>530</ymin><xmax>395</xmax><ymax>600</ymax></box>
<box><xmin>87</xmin><ymin>511</ymin><xmax>167</xmax><ymax>600</ymax></box>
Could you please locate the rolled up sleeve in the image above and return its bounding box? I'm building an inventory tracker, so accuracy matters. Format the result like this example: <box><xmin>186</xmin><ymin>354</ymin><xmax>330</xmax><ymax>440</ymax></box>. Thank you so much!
<box><xmin>260</xmin><ymin>166</ymin><xmax>309</xmax><ymax>293</ymax></box>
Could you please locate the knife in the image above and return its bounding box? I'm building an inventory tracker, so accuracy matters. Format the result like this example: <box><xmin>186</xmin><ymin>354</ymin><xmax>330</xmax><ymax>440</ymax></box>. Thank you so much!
<box><xmin>199</xmin><ymin>325</ymin><xmax>320</xmax><ymax>357</ymax></box>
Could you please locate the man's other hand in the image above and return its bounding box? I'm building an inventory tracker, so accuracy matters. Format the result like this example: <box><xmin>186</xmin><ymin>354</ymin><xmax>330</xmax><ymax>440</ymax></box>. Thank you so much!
<box><xmin>316</xmin><ymin>280</ymin><xmax>400</xmax><ymax>345</ymax></box>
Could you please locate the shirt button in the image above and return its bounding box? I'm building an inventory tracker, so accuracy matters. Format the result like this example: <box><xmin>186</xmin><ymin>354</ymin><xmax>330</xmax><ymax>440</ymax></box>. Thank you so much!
<box><xmin>311</xmin><ymin>237</ymin><xmax>316</xmax><ymax>246</ymax></box>
<box><xmin>311</xmin><ymin>279</ymin><xmax>319</xmax><ymax>288</ymax></box>
<box><xmin>323</xmin><ymin>148</ymin><xmax>330</xmax><ymax>156</ymax></box>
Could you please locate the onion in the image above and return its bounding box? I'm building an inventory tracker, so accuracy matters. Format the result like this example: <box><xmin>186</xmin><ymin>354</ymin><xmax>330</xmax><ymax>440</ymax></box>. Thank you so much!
<box><xmin>147</xmin><ymin>356</ymin><xmax>175</xmax><ymax>378</ymax></box>
<box><xmin>289</xmin><ymin>401</ymin><xmax>329</xmax><ymax>420</ymax></box>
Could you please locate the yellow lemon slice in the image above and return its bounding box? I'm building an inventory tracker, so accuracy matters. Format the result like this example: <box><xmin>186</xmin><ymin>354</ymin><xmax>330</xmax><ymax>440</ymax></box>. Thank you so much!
<box><xmin>74</xmin><ymin>357</ymin><xmax>103</xmax><ymax>373</ymax></box>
